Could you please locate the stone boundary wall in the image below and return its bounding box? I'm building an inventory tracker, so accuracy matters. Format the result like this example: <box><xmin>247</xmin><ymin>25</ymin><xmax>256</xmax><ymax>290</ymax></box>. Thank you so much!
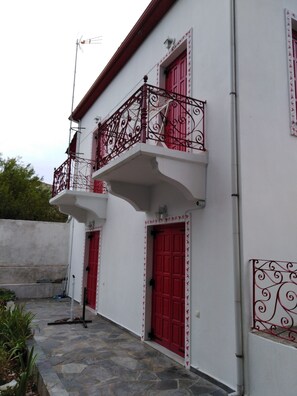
<box><xmin>0</xmin><ymin>219</ymin><xmax>70</xmax><ymax>298</ymax></box>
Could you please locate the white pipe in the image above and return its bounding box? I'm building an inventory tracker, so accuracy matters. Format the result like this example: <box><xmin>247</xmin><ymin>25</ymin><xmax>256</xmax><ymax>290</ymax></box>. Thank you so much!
<box><xmin>230</xmin><ymin>0</ymin><xmax>245</xmax><ymax>395</ymax></box>
<box><xmin>70</xmin><ymin>275</ymin><xmax>75</xmax><ymax>321</ymax></box>
<box><xmin>65</xmin><ymin>216</ymin><xmax>75</xmax><ymax>296</ymax></box>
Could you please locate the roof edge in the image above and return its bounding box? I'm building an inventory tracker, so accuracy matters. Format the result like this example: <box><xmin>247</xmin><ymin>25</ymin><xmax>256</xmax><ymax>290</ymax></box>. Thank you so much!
<box><xmin>71</xmin><ymin>0</ymin><xmax>177</xmax><ymax>122</ymax></box>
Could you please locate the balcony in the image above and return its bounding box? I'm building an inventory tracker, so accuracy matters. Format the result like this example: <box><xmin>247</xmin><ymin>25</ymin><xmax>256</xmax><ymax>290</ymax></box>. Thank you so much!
<box><xmin>50</xmin><ymin>156</ymin><xmax>107</xmax><ymax>224</ymax></box>
<box><xmin>93</xmin><ymin>77</ymin><xmax>208</xmax><ymax>211</ymax></box>
<box><xmin>251</xmin><ymin>259</ymin><xmax>297</xmax><ymax>344</ymax></box>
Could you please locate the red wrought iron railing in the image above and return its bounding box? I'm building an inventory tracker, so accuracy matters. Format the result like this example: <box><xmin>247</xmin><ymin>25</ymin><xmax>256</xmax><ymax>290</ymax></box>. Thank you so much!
<box><xmin>96</xmin><ymin>76</ymin><xmax>206</xmax><ymax>169</ymax></box>
<box><xmin>251</xmin><ymin>259</ymin><xmax>297</xmax><ymax>344</ymax></box>
<box><xmin>52</xmin><ymin>156</ymin><xmax>105</xmax><ymax>197</ymax></box>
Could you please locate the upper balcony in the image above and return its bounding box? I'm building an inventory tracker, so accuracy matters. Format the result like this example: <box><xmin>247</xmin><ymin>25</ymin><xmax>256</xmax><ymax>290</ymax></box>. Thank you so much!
<box><xmin>93</xmin><ymin>77</ymin><xmax>208</xmax><ymax>211</ymax></box>
<box><xmin>50</xmin><ymin>155</ymin><xmax>107</xmax><ymax>224</ymax></box>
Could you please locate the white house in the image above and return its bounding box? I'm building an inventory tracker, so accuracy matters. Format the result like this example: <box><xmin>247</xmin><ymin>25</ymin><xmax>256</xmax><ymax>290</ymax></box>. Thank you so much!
<box><xmin>50</xmin><ymin>1</ymin><xmax>297</xmax><ymax>395</ymax></box>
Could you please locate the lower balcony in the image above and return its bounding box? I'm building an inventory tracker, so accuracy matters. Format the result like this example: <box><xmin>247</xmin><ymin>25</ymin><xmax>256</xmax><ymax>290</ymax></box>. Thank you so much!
<box><xmin>251</xmin><ymin>258</ymin><xmax>297</xmax><ymax>345</ymax></box>
<box><xmin>50</xmin><ymin>156</ymin><xmax>107</xmax><ymax>224</ymax></box>
<box><xmin>93</xmin><ymin>78</ymin><xmax>208</xmax><ymax>211</ymax></box>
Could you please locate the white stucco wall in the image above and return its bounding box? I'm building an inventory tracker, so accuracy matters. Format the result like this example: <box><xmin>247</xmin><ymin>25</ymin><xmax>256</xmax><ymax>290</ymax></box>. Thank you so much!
<box><xmin>68</xmin><ymin>0</ymin><xmax>297</xmax><ymax>393</ymax></box>
<box><xmin>68</xmin><ymin>198</ymin><xmax>146</xmax><ymax>335</ymax></box>
<box><xmin>67</xmin><ymin>220</ymin><xmax>86</xmax><ymax>302</ymax></box>
<box><xmin>237</xmin><ymin>0</ymin><xmax>297</xmax><ymax>261</ymax></box>
<box><xmin>0</xmin><ymin>219</ymin><xmax>69</xmax><ymax>266</ymax></box>
<box><xmin>236</xmin><ymin>1</ymin><xmax>297</xmax><ymax>395</ymax></box>
<box><xmin>98</xmin><ymin>196</ymin><xmax>146</xmax><ymax>334</ymax></box>
<box><xmin>0</xmin><ymin>219</ymin><xmax>69</xmax><ymax>298</ymax></box>
<box><xmin>70</xmin><ymin>0</ymin><xmax>238</xmax><ymax>389</ymax></box>
<box><xmin>248</xmin><ymin>333</ymin><xmax>297</xmax><ymax>396</ymax></box>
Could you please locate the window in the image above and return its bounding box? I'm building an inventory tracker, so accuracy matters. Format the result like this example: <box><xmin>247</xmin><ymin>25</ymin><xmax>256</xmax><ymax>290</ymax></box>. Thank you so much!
<box><xmin>157</xmin><ymin>30</ymin><xmax>193</xmax><ymax>151</ymax></box>
<box><xmin>92</xmin><ymin>130</ymin><xmax>105</xmax><ymax>194</ymax></box>
<box><xmin>293</xmin><ymin>30</ymin><xmax>297</xmax><ymax>117</ymax></box>
<box><xmin>286</xmin><ymin>9</ymin><xmax>297</xmax><ymax>135</ymax></box>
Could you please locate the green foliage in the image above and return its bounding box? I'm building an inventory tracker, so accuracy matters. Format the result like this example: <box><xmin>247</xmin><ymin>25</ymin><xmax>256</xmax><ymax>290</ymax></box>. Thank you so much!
<box><xmin>0</xmin><ymin>347</ymin><xmax>12</xmax><ymax>385</ymax></box>
<box><xmin>0</xmin><ymin>304</ymin><xmax>35</xmax><ymax>354</ymax></box>
<box><xmin>0</xmin><ymin>288</ymin><xmax>16</xmax><ymax>307</ymax></box>
<box><xmin>15</xmin><ymin>346</ymin><xmax>37</xmax><ymax>396</ymax></box>
<box><xmin>0</xmin><ymin>303</ymin><xmax>37</xmax><ymax>395</ymax></box>
<box><xmin>0</xmin><ymin>155</ymin><xmax>67</xmax><ymax>222</ymax></box>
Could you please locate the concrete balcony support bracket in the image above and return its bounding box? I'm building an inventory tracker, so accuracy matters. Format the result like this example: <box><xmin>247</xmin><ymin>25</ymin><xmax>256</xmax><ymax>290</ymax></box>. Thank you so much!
<box><xmin>50</xmin><ymin>190</ymin><xmax>108</xmax><ymax>224</ymax></box>
<box><xmin>93</xmin><ymin>143</ymin><xmax>208</xmax><ymax>212</ymax></box>
<box><xmin>153</xmin><ymin>156</ymin><xmax>207</xmax><ymax>202</ymax></box>
<box><xmin>108</xmin><ymin>182</ymin><xmax>151</xmax><ymax>211</ymax></box>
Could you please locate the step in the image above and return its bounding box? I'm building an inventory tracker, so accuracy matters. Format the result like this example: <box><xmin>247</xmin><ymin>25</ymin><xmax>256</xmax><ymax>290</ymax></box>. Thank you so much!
<box><xmin>1</xmin><ymin>283</ymin><xmax>65</xmax><ymax>299</ymax></box>
<box><xmin>0</xmin><ymin>265</ymin><xmax>67</xmax><ymax>284</ymax></box>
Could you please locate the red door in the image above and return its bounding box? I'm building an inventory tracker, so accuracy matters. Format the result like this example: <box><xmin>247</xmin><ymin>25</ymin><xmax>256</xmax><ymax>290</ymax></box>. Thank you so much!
<box><xmin>151</xmin><ymin>223</ymin><xmax>185</xmax><ymax>357</ymax></box>
<box><xmin>86</xmin><ymin>231</ymin><xmax>99</xmax><ymax>309</ymax></box>
<box><xmin>165</xmin><ymin>51</ymin><xmax>187</xmax><ymax>151</ymax></box>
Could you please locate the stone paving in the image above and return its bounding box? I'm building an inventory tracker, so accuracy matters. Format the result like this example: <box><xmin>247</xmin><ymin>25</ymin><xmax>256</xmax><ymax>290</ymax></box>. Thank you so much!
<box><xmin>23</xmin><ymin>298</ymin><xmax>232</xmax><ymax>396</ymax></box>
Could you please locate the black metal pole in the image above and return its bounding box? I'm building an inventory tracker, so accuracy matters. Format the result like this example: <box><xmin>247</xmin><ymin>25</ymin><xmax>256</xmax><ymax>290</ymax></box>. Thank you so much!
<box><xmin>81</xmin><ymin>287</ymin><xmax>88</xmax><ymax>328</ymax></box>
<box><xmin>48</xmin><ymin>286</ymin><xmax>92</xmax><ymax>327</ymax></box>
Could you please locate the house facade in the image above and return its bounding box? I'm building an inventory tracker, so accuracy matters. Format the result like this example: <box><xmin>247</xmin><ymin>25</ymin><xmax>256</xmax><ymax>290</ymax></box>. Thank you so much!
<box><xmin>50</xmin><ymin>1</ymin><xmax>297</xmax><ymax>395</ymax></box>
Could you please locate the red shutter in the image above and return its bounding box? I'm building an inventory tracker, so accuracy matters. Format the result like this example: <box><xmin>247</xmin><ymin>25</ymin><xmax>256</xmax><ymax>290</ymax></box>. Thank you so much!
<box><xmin>293</xmin><ymin>30</ymin><xmax>297</xmax><ymax>116</ymax></box>
<box><xmin>92</xmin><ymin>132</ymin><xmax>104</xmax><ymax>193</ymax></box>
<box><xmin>165</xmin><ymin>51</ymin><xmax>187</xmax><ymax>151</ymax></box>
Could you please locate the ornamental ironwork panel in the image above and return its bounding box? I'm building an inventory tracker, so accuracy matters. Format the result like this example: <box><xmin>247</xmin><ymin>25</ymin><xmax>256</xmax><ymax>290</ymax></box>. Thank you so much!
<box><xmin>96</xmin><ymin>79</ymin><xmax>206</xmax><ymax>169</ymax></box>
<box><xmin>52</xmin><ymin>156</ymin><xmax>104</xmax><ymax>197</ymax></box>
<box><xmin>251</xmin><ymin>259</ymin><xmax>297</xmax><ymax>344</ymax></box>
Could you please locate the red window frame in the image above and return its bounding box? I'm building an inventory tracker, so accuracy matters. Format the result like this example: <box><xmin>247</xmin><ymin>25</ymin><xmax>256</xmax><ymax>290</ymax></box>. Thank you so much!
<box><xmin>292</xmin><ymin>29</ymin><xmax>297</xmax><ymax>116</ymax></box>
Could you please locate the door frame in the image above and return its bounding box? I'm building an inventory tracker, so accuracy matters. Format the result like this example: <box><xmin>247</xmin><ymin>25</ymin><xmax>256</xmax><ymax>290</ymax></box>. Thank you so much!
<box><xmin>142</xmin><ymin>215</ymin><xmax>191</xmax><ymax>368</ymax></box>
<box><xmin>157</xmin><ymin>29</ymin><xmax>192</xmax><ymax>100</ymax></box>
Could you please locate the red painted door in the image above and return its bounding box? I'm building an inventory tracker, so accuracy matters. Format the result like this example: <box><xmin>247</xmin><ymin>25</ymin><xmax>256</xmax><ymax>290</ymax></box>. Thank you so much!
<box><xmin>165</xmin><ymin>51</ymin><xmax>187</xmax><ymax>151</ymax></box>
<box><xmin>86</xmin><ymin>231</ymin><xmax>99</xmax><ymax>309</ymax></box>
<box><xmin>151</xmin><ymin>223</ymin><xmax>185</xmax><ymax>357</ymax></box>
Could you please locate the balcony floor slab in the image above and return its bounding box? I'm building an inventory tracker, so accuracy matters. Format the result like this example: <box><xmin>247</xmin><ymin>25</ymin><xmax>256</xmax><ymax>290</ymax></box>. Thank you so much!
<box><xmin>93</xmin><ymin>143</ymin><xmax>208</xmax><ymax>211</ymax></box>
<box><xmin>50</xmin><ymin>190</ymin><xmax>108</xmax><ymax>224</ymax></box>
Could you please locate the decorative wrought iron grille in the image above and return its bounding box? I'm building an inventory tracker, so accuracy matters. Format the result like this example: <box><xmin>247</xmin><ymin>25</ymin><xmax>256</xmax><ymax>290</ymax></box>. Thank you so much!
<box><xmin>251</xmin><ymin>259</ymin><xmax>297</xmax><ymax>344</ymax></box>
<box><xmin>52</xmin><ymin>156</ymin><xmax>105</xmax><ymax>197</ymax></box>
<box><xmin>96</xmin><ymin>77</ymin><xmax>206</xmax><ymax>169</ymax></box>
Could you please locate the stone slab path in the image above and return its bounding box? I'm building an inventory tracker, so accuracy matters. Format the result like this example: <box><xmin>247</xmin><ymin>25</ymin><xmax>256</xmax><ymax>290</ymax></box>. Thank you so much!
<box><xmin>23</xmin><ymin>298</ymin><xmax>233</xmax><ymax>396</ymax></box>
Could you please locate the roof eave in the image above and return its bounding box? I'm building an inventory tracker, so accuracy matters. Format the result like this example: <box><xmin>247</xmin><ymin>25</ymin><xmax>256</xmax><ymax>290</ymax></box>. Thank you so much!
<box><xmin>71</xmin><ymin>0</ymin><xmax>176</xmax><ymax>122</ymax></box>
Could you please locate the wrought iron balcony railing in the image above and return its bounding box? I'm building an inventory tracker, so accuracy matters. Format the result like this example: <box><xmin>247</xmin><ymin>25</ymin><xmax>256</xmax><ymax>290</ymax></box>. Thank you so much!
<box><xmin>96</xmin><ymin>76</ymin><xmax>206</xmax><ymax>169</ymax></box>
<box><xmin>251</xmin><ymin>259</ymin><xmax>297</xmax><ymax>344</ymax></box>
<box><xmin>52</xmin><ymin>156</ymin><xmax>105</xmax><ymax>197</ymax></box>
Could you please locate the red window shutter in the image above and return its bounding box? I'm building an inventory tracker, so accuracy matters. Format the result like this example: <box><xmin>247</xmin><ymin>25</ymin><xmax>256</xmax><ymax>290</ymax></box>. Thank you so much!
<box><xmin>67</xmin><ymin>132</ymin><xmax>77</xmax><ymax>158</ymax></box>
<box><xmin>293</xmin><ymin>30</ymin><xmax>297</xmax><ymax>115</ymax></box>
<box><xmin>92</xmin><ymin>131</ymin><xmax>105</xmax><ymax>193</ymax></box>
<box><xmin>165</xmin><ymin>51</ymin><xmax>187</xmax><ymax>151</ymax></box>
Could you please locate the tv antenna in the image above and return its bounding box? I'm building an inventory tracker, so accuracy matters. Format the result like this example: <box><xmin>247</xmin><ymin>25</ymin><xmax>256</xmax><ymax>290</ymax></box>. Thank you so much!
<box><xmin>68</xmin><ymin>36</ymin><xmax>102</xmax><ymax>153</ymax></box>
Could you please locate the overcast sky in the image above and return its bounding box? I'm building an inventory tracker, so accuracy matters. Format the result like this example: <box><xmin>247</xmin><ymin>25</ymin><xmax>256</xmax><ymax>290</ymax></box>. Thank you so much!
<box><xmin>0</xmin><ymin>0</ymin><xmax>151</xmax><ymax>183</ymax></box>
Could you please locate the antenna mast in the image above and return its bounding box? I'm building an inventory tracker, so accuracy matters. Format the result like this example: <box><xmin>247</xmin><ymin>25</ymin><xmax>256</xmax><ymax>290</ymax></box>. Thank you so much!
<box><xmin>68</xmin><ymin>36</ymin><xmax>102</xmax><ymax>154</ymax></box>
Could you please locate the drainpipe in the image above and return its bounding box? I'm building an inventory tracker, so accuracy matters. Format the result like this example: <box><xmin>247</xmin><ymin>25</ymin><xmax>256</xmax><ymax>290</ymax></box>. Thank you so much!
<box><xmin>230</xmin><ymin>0</ymin><xmax>245</xmax><ymax>395</ymax></box>
<box><xmin>66</xmin><ymin>216</ymin><xmax>75</xmax><ymax>295</ymax></box>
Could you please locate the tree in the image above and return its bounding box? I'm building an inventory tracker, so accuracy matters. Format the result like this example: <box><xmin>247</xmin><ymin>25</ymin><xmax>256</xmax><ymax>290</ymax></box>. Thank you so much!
<box><xmin>0</xmin><ymin>155</ymin><xmax>67</xmax><ymax>222</ymax></box>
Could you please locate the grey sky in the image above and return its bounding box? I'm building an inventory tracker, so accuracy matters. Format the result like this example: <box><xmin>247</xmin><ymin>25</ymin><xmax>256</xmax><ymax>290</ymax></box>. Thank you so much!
<box><xmin>0</xmin><ymin>0</ymin><xmax>150</xmax><ymax>183</ymax></box>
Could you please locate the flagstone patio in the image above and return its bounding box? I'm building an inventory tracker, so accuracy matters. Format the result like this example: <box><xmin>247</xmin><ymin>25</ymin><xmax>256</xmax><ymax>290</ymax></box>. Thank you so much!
<box><xmin>23</xmin><ymin>298</ymin><xmax>234</xmax><ymax>396</ymax></box>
